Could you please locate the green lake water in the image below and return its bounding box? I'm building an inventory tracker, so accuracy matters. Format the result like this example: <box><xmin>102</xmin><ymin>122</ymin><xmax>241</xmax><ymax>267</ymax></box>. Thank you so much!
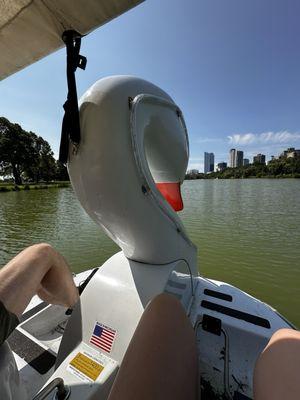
<box><xmin>0</xmin><ymin>179</ymin><xmax>299</xmax><ymax>326</ymax></box>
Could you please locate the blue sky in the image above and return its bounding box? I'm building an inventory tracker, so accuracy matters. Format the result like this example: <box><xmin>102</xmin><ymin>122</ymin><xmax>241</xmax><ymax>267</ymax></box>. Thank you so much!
<box><xmin>1</xmin><ymin>0</ymin><xmax>300</xmax><ymax>172</ymax></box>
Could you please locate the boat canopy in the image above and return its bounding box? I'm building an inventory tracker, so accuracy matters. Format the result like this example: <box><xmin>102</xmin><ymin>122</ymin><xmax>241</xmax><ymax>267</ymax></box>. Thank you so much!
<box><xmin>0</xmin><ymin>0</ymin><xmax>143</xmax><ymax>81</ymax></box>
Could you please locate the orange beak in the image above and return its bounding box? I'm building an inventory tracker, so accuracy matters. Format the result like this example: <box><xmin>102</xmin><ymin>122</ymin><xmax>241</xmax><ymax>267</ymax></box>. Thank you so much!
<box><xmin>155</xmin><ymin>182</ymin><xmax>184</xmax><ymax>212</ymax></box>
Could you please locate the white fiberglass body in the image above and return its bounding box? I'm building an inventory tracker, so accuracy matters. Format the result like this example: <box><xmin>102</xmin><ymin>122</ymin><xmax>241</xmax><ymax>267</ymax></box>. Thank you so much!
<box><xmin>1</xmin><ymin>76</ymin><xmax>293</xmax><ymax>400</ymax></box>
<box><xmin>69</xmin><ymin>76</ymin><xmax>196</xmax><ymax>269</ymax></box>
<box><xmin>3</xmin><ymin>263</ymin><xmax>293</xmax><ymax>400</ymax></box>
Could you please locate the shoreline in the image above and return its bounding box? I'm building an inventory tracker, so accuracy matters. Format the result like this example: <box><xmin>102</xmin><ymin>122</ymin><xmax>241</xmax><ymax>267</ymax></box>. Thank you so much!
<box><xmin>185</xmin><ymin>175</ymin><xmax>300</xmax><ymax>180</ymax></box>
<box><xmin>0</xmin><ymin>181</ymin><xmax>70</xmax><ymax>192</ymax></box>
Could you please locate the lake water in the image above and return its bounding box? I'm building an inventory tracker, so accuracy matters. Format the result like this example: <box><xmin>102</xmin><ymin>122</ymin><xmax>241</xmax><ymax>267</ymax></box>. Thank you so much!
<box><xmin>0</xmin><ymin>179</ymin><xmax>299</xmax><ymax>326</ymax></box>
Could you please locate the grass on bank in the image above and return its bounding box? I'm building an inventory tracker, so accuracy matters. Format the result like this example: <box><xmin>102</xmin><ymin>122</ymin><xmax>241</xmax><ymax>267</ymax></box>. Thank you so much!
<box><xmin>0</xmin><ymin>181</ymin><xmax>70</xmax><ymax>192</ymax></box>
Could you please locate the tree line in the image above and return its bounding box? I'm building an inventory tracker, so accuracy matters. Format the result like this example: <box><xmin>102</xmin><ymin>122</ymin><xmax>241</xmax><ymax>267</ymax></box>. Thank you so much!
<box><xmin>186</xmin><ymin>158</ymin><xmax>300</xmax><ymax>180</ymax></box>
<box><xmin>0</xmin><ymin>117</ymin><xmax>69</xmax><ymax>185</ymax></box>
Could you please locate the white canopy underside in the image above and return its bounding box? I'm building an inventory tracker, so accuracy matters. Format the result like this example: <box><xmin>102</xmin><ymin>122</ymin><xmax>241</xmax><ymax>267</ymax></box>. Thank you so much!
<box><xmin>0</xmin><ymin>0</ymin><xmax>143</xmax><ymax>81</ymax></box>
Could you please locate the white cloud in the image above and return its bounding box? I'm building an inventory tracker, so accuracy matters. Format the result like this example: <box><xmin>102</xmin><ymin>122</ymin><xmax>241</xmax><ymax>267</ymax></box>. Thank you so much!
<box><xmin>228</xmin><ymin>131</ymin><xmax>300</xmax><ymax>146</ymax></box>
<box><xmin>259</xmin><ymin>131</ymin><xmax>300</xmax><ymax>143</ymax></box>
<box><xmin>227</xmin><ymin>133</ymin><xmax>256</xmax><ymax>145</ymax></box>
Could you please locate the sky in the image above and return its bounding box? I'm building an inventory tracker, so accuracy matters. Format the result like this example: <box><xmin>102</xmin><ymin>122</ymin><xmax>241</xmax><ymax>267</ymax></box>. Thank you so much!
<box><xmin>1</xmin><ymin>0</ymin><xmax>300</xmax><ymax>172</ymax></box>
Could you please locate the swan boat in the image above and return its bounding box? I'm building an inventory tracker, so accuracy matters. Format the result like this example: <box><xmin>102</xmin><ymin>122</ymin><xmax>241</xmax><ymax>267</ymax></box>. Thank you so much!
<box><xmin>0</xmin><ymin>1</ymin><xmax>296</xmax><ymax>399</ymax></box>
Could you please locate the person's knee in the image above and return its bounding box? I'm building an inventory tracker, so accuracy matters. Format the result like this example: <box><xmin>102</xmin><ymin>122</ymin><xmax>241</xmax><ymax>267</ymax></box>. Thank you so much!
<box><xmin>145</xmin><ymin>293</ymin><xmax>187</xmax><ymax>323</ymax></box>
<box><xmin>268</xmin><ymin>328</ymin><xmax>300</xmax><ymax>344</ymax></box>
<box><xmin>148</xmin><ymin>292</ymin><xmax>183</xmax><ymax>312</ymax></box>
<box><xmin>254</xmin><ymin>329</ymin><xmax>300</xmax><ymax>399</ymax></box>
<box><xmin>144</xmin><ymin>293</ymin><xmax>196</xmax><ymax>345</ymax></box>
<box><xmin>255</xmin><ymin>328</ymin><xmax>300</xmax><ymax>373</ymax></box>
<box><xmin>258</xmin><ymin>328</ymin><xmax>300</xmax><ymax>360</ymax></box>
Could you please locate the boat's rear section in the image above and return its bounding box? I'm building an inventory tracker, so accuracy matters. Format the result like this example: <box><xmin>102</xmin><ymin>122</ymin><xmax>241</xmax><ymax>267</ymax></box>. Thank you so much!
<box><xmin>6</xmin><ymin>262</ymin><xmax>294</xmax><ymax>400</ymax></box>
<box><xmin>191</xmin><ymin>277</ymin><xmax>295</xmax><ymax>399</ymax></box>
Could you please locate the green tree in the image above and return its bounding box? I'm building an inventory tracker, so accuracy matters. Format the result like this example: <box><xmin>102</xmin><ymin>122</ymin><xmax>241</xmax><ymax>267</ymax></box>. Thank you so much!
<box><xmin>0</xmin><ymin>117</ymin><xmax>37</xmax><ymax>184</ymax></box>
<box><xmin>55</xmin><ymin>161</ymin><xmax>69</xmax><ymax>181</ymax></box>
<box><xmin>0</xmin><ymin>117</ymin><xmax>58</xmax><ymax>184</ymax></box>
<box><xmin>24</xmin><ymin>134</ymin><xmax>56</xmax><ymax>182</ymax></box>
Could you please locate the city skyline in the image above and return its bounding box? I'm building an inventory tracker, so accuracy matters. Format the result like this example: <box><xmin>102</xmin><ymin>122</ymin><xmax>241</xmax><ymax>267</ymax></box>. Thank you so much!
<box><xmin>190</xmin><ymin>133</ymin><xmax>300</xmax><ymax>172</ymax></box>
<box><xmin>190</xmin><ymin>146</ymin><xmax>299</xmax><ymax>173</ymax></box>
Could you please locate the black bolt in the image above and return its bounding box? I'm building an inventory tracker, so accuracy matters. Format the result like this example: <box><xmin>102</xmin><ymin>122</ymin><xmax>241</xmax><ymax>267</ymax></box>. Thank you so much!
<box><xmin>141</xmin><ymin>185</ymin><xmax>147</xmax><ymax>194</ymax></box>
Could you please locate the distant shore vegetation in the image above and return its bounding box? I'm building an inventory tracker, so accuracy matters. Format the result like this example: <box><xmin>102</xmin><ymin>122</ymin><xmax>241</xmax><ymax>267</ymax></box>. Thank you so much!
<box><xmin>186</xmin><ymin>157</ymin><xmax>300</xmax><ymax>180</ymax></box>
<box><xmin>0</xmin><ymin>181</ymin><xmax>70</xmax><ymax>192</ymax></box>
<box><xmin>0</xmin><ymin>116</ymin><xmax>69</xmax><ymax>190</ymax></box>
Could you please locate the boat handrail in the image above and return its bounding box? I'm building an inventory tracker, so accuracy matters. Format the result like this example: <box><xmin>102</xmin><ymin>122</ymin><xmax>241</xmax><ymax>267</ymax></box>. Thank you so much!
<box><xmin>32</xmin><ymin>377</ymin><xmax>70</xmax><ymax>400</ymax></box>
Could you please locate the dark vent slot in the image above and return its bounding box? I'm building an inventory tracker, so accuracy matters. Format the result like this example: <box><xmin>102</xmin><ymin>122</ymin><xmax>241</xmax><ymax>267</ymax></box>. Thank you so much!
<box><xmin>204</xmin><ymin>289</ymin><xmax>232</xmax><ymax>302</ymax></box>
<box><xmin>201</xmin><ymin>300</ymin><xmax>270</xmax><ymax>329</ymax></box>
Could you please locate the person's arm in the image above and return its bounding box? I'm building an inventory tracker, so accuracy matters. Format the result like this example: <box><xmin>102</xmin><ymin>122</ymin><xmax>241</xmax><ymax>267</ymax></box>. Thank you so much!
<box><xmin>0</xmin><ymin>243</ymin><xmax>79</xmax><ymax>318</ymax></box>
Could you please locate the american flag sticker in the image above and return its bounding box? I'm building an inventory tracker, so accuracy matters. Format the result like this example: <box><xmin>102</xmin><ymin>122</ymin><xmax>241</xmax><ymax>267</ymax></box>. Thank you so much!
<box><xmin>90</xmin><ymin>322</ymin><xmax>116</xmax><ymax>353</ymax></box>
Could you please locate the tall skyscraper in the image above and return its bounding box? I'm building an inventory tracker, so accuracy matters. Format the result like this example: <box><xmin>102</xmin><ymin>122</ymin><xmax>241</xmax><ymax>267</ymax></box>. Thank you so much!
<box><xmin>204</xmin><ymin>152</ymin><xmax>215</xmax><ymax>173</ymax></box>
<box><xmin>243</xmin><ymin>158</ymin><xmax>249</xmax><ymax>166</ymax></box>
<box><xmin>229</xmin><ymin>149</ymin><xmax>243</xmax><ymax>167</ymax></box>
<box><xmin>229</xmin><ymin>149</ymin><xmax>236</xmax><ymax>168</ymax></box>
<box><xmin>236</xmin><ymin>150</ymin><xmax>244</xmax><ymax>167</ymax></box>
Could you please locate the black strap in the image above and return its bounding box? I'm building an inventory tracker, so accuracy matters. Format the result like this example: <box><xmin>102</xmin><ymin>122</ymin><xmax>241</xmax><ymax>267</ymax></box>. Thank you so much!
<box><xmin>59</xmin><ymin>30</ymin><xmax>87</xmax><ymax>164</ymax></box>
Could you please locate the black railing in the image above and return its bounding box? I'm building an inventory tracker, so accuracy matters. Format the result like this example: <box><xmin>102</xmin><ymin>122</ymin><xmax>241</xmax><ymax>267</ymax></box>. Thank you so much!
<box><xmin>32</xmin><ymin>377</ymin><xmax>70</xmax><ymax>400</ymax></box>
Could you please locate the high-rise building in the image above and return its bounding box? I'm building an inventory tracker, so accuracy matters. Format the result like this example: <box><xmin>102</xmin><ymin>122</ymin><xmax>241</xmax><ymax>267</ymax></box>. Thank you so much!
<box><xmin>204</xmin><ymin>152</ymin><xmax>215</xmax><ymax>173</ymax></box>
<box><xmin>243</xmin><ymin>158</ymin><xmax>249</xmax><ymax>166</ymax></box>
<box><xmin>217</xmin><ymin>162</ymin><xmax>227</xmax><ymax>172</ymax></box>
<box><xmin>253</xmin><ymin>153</ymin><xmax>266</xmax><ymax>164</ymax></box>
<box><xmin>236</xmin><ymin>151</ymin><xmax>244</xmax><ymax>167</ymax></box>
<box><xmin>229</xmin><ymin>149</ymin><xmax>236</xmax><ymax>168</ymax></box>
<box><xmin>229</xmin><ymin>149</ymin><xmax>243</xmax><ymax>168</ymax></box>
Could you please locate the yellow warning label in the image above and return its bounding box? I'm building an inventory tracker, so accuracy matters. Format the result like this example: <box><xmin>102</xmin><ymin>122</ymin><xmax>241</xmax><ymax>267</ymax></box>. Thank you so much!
<box><xmin>69</xmin><ymin>352</ymin><xmax>104</xmax><ymax>381</ymax></box>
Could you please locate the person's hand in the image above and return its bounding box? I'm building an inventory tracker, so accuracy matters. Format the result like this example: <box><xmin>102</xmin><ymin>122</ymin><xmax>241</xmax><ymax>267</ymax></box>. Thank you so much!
<box><xmin>0</xmin><ymin>243</ymin><xmax>79</xmax><ymax>317</ymax></box>
<box><xmin>36</xmin><ymin>244</ymin><xmax>79</xmax><ymax>308</ymax></box>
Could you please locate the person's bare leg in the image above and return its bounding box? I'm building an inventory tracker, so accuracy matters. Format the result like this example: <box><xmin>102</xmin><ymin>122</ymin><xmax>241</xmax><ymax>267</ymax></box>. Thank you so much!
<box><xmin>254</xmin><ymin>328</ymin><xmax>300</xmax><ymax>400</ymax></box>
<box><xmin>108</xmin><ymin>293</ymin><xmax>198</xmax><ymax>400</ymax></box>
<box><xmin>0</xmin><ymin>243</ymin><xmax>79</xmax><ymax>317</ymax></box>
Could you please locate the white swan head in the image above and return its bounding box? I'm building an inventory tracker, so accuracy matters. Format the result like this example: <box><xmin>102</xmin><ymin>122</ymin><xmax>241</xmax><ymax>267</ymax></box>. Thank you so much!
<box><xmin>68</xmin><ymin>76</ymin><xmax>196</xmax><ymax>267</ymax></box>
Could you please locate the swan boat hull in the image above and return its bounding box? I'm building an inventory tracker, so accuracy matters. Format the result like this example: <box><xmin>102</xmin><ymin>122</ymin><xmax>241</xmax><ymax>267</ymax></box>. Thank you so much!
<box><xmin>5</xmin><ymin>251</ymin><xmax>294</xmax><ymax>400</ymax></box>
<box><xmin>0</xmin><ymin>5</ymin><xmax>296</xmax><ymax>399</ymax></box>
